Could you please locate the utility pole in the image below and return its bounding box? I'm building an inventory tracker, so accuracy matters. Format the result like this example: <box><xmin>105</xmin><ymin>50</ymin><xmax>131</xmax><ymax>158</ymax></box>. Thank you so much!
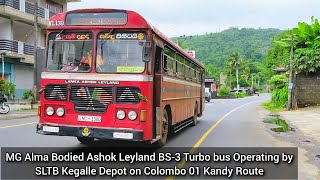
<box><xmin>236</xmin><ymin>67</ymin><xmax>239</xmax><ymax>90</ymax></box>
<box><xmin>251</xmin><ymin>74</ymin><xmax>254</xmax><ymax>88</ymax></box>
<box><xmin>229</xmin><ymin>71</ymin><xmax>231</xmax><ymax>88</ymax></box>
<box><xmin>287</xmin><ymin>32</ymin><xmax>294</xmax><ymax>111</ymax></box>
<box><xmin>33</xmin><ymin>0</ymin><xmax>39</xmax><ymax>101</ymax></box>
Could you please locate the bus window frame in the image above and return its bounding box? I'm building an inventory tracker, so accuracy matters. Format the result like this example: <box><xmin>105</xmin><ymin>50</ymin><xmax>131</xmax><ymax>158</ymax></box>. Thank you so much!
<box><xmin>95</xmin><ymin>31</ymin><xmax>149</xmax><ymax>75</ymax></box>
<box><xmin>45</xmin><ymin>31</ymin><xmax>94</xmax><ymax>73</ymax></box>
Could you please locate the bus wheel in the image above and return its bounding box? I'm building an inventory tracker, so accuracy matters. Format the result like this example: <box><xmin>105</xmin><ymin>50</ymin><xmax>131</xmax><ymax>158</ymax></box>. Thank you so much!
<box><xmin>157</xmin><ymin>109</ymin><xmax>169</xmax><ymax>147</ymax></box>
<box><xmin>191</xmin><ymin>105</ymin><xmax>198</xmax><ymax>126</ymax></box>
<box><xmin>77</xmin><ymin>137</ymin><xmax>95</xmax><ymax>145</ymax></box>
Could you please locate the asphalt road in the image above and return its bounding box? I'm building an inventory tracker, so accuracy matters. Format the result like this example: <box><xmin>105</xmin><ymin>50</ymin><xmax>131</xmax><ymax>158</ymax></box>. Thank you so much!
<box><xmin>0</xmin><ymin>94</ymin><xmax>275</xmax><ymax>148</ymax></box>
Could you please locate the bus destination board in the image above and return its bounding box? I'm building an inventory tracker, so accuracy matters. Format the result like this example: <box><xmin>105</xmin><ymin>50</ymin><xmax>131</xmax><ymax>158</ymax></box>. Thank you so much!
<box><xmin>66</xmin><ymin>12</ymin><xmax>128</xmax><ymax>26</ymax></box>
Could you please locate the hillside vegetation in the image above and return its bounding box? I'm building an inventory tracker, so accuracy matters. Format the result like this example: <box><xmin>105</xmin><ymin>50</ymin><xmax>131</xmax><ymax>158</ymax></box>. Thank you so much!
<box><xmin>173</xmin><ymin>28</ymin><xmax>282</xmax><ymax>86</ymax></box>
<box><xmin>178</xmin><ymin>28</ymin><xmax>282</xmax><ymax>66</ymax></box>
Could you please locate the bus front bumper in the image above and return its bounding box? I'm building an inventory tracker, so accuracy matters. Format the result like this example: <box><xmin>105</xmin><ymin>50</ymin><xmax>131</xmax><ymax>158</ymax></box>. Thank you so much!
<box><xmin>36</xmin><ymin>124</ymin><xmax>144</xmax><ymax>141</ymax></box>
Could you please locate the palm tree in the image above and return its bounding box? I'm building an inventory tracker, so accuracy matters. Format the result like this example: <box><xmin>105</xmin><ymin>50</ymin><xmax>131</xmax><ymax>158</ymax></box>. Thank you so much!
<box><xmin>242</xmin><ymin>66</ymin><xmax>250</xmax><ymax>81</ymax></box>
<box><xmin>227</xmin><ymin>52</ymin><xmax>243</xmax><ymax>90</ymax></box>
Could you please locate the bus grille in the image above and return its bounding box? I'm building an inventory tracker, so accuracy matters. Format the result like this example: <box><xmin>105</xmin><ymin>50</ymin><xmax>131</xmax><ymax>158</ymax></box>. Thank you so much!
<box><xmin>44</xmin><ymin>84</ymin><xmax>68</xmax><ymax>101</ymax></box>
<box><xmin>116</xmin><ymin>87</ymin><xmax>141</xmax><ymax>104</ymax></box>
<box><xmin>70</xmin><ymin>86</ymin><xmax>113</xmax><ymax>113</ymax></box>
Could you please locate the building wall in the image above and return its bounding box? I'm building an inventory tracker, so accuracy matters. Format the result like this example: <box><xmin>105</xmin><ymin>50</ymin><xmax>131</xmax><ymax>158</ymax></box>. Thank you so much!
<box><xmin>14</xmin><ymin>64</ymin><xmax>34</xmax><ymax>98</ymax></box>
<box><xmin>295</xmin><ymin>72</ymin><xmax>320</xmax><ymax>107</ymax></box>
<box><xmin>0</xmin><ymin>18</ymin><xmax>12</xmax><ymax>40</ymax></box>
<box><xmin>12</xmin><ymin>21</ymin><xmax>35</xmax><ymax>44</ymax></box>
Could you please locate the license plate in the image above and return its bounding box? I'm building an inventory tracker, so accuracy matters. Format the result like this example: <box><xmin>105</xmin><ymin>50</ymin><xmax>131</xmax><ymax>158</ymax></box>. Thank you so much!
<box><xmin>113</xmin><ymin>132</ymin><xmax>133</xmax><ymax>139</ymax></box>
<box><xmin>43</xmin><ymin>126</ymin><xmax>59</xmax><ymax>133</ymax></box>
<box><xmin>78</xmin><ymin>115</ymin><xmax>102</xmax><ymax>122</ymax></box>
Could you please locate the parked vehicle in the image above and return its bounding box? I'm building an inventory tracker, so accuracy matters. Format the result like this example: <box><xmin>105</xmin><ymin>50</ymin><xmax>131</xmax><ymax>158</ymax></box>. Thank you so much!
<box><xmin>0</xmin><ymin>92</ymin><xmax>10</xmax><ymax>114</ymax></box>
<box><xmin>205</xmin><ymin>92</ymin><xmax>211</xmax><ymax>102</ymax></box>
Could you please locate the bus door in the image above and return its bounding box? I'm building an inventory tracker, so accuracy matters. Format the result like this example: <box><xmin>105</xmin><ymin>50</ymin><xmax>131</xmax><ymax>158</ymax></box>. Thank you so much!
<box><xmin>153</xmin><ymin>45</ymin><xmax>163</xmax><ymax>139</ymax></box>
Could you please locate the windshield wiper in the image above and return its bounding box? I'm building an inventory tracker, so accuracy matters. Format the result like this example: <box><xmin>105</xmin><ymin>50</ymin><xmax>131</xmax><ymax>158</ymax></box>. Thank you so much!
<box><xmin>51</xmin><ymin>29</ymin><xmax>65</xmax><ymax>60</ymax></box>
<box><xmin>100</xmin><ymin>28</ymin><xmax>114</xmax><ymax>57</ymax></box>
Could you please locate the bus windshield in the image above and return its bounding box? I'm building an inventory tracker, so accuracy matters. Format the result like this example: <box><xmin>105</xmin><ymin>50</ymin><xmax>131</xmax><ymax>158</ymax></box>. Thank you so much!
<box><xmin>46</xmin><ymin>32</ymin><xmax>93</xmax><ymax>72</ymax></box>
<box><xmin>96</xmin><ymin>32</ymin><xmax>146</xmax><ymax>73</ymax></box>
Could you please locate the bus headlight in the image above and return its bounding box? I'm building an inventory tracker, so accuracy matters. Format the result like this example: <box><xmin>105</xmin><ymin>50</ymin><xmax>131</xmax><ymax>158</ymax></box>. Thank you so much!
<box><xmin>46</xmin><ymin>107</ymin><xmax>54</xmax><ymax>116</ymax></box>
<box><xmin>128</xmin><ymin>111</ymin><xmax>137</xmax><ymax>120</ymax></box>
<box><xmin>117</xmin><ymin>110</ymin><xmax>126</xmax><ymax>120</ymax></box>
<box><xmin>56</xmin><ymin>107</ymin><xmax>65</xmax><ymax>117</ymax></box>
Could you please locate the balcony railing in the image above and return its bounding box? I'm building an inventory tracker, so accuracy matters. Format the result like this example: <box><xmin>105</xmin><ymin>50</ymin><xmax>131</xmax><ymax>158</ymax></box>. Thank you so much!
<box><xmin>25</xmin><ymin>1</ymin><xmax>45</xmax><ymax>18</ymax></box>
<box><xmin>0</xmin><ymin>0</ymin><xmax>49</xmax><ymax>20</ymax></box>
<box><xmin>0</xmin><ymin>40</ymin><xmax>18</xmax><ymax>53</ymax></box>
<box><xmin>0</xmin><ymin>0</ymin><xmax>19</xmax><ymax>10</ymax></box>
<box><xmin>0</xmin><ymin>39</ymin><xmax>35</xmax><ymax>56</ymax></box>
<box><xmin>23</xmin><ymin>43</ymin><xmax>34</xmax><ymax>56</ymax></box>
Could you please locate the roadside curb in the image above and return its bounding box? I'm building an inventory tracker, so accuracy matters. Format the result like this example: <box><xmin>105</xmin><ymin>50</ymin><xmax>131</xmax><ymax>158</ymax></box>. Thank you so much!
<box><xmin>0</xmin><ymin>110</ymin><xmax>37</xmax><ymax>120</ymax></box>
<box><xmin>1</xmin><ymin>115</ymin><xmax>37</xmax><ymax>120</ymax></box>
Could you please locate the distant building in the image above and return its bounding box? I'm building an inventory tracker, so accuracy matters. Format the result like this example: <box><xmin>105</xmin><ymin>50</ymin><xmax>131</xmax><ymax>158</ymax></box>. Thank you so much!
<box><xmin>185</xmin><ymin>50</ymin><xmax>196</xmax><ymax>58</ymax></box>
<box><xmin>205</xmin><ymin>77</ymin><xmax>220</xmax><ymax>97</ymax></box>
<box><xmin>273</xmin><ymin>66</ymin><xmax>287</xmax><ymax>73</ymax></box>
<box><xmin>0</xmin><ymin>0</ymin><xmax>80</xmax><ymax>98</ymax></box>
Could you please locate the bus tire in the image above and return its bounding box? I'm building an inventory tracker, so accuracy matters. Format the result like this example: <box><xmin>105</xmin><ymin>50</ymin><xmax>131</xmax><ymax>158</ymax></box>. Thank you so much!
<box><xmin>77</xmin><ymin>137</ymin><xmax>95</xmax><ymax>145</ymax></box>
<box><xmin>191</xmin><ymin>104</ymin><xmax>198</xmax><ymax>126</ymax></box>
<box><xmin>156</xmin><ymin>109</ymin><xmax>169</xmax><ymax>147</ymax></box>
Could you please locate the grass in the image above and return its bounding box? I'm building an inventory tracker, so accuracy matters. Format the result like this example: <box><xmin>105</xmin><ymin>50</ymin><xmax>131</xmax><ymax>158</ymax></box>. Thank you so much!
<box><xmin>263</xmin><ymin>117</ymin><xmax>290</xmax><ymax>132</ymax></box>
<box><xmin>262</xmin><ymin>101</ymin><xmax>285</xmax><ymax>111</ymax></box>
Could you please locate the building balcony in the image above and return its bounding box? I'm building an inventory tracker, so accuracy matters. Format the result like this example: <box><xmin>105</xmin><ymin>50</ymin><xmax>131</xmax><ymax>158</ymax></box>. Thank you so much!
<box><xmin>0</xmin><ymin>0</ymin><xmax>50</xmax><ymax>28</ymax></box>
<box><xmin>0</xmin><ymin>39</ymin><xmax>41</xmax><ymax>63</ymax></box>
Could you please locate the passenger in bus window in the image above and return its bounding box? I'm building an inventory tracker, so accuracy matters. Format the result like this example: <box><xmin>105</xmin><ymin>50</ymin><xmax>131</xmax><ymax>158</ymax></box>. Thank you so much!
<box><xmin>77</xmin><ymin>56</ymin><xmax>90</xmax><ymax>71</ymax></box>
<box><xmin>61</xmin><ymin>51</ymin><xmax>91</xmax><ymax>72</ymax></box>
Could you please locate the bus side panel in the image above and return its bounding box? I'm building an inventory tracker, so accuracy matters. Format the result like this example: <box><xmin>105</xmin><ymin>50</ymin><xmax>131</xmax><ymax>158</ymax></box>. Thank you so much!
<box><xmin>162</xmin><ymin>76</ymin><xmax>201</xmax><ymax>125</ymax></box>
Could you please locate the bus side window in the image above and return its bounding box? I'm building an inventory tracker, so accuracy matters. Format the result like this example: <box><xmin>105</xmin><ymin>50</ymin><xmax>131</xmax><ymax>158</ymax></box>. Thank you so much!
<box><xmin>163</xmin><ymin>55</ymin><xmax>168</xmax><ymax>74</ymax></box>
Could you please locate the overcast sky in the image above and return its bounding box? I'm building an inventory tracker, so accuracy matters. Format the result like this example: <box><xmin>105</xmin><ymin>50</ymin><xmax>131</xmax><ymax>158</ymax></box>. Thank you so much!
<box><xmin>68</xmin><ymin>0</ymin><xmax>320</xmax><ymax>37</ymax></box>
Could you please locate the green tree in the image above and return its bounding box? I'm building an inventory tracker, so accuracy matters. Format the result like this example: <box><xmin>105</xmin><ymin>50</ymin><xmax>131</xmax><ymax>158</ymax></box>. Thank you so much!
<box><xmin>227</xmin><ymin>52</ymin><xmax>243</xmax><ymax>90</ymax></box>
<box><xmin>273</xmin><ymin>17</ymin><xmax>320</xmax><ymax>74</ymax></box>
<box><xmin>0</xmin><ymin>79</ymin><xmax>15</xmax><ymax>99</ymax></box>
<box><xmin>242</xmin><ymin>66</ymin><xmax>251</xmax><ymax>81</ymax></box>
<box><xmin>23</xmin><ymin>90</ymin><xmax>36</xmax><ymax>109</ymax></box>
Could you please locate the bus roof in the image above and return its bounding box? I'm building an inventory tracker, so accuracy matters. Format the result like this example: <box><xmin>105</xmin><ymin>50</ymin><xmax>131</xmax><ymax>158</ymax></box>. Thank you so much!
<box><xmin>48</xmin><ymin>8</ymin><xmax>204</xmax><ymax>69</ymax></box>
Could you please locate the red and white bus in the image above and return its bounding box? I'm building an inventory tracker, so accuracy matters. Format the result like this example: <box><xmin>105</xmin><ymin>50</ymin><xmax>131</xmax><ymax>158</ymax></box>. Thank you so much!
<box><xmin>37</xmin><ymin>9</ymin><xmax>205</xmax><ymax>146</ymax></box>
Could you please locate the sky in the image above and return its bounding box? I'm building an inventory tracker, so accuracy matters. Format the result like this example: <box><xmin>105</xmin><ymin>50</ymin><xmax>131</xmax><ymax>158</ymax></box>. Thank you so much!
<box><xmin>68</xmin><ymin>0</ymin><xmax>320</xmax><ymax>37</ymax></box>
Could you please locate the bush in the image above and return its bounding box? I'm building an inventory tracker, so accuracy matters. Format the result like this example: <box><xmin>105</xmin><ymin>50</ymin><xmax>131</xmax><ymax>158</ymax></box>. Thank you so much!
<box><xmin>233</xmin><ymin>92</ymin><xmax>246</xmax><ymax>98</ymax></box>
<box><xmin>271</xmin><ymin>87</ymin><xmax>288</xmax><ymax>108</ymax></box>
<box><xmin>269</xmin><ymin>75</ymin><xmax>288</xmax><ymax>89</ymax></box>
<box><xmin>218</xmin><ymin>86</ymin><xmax>230</xmax><ymax>96</ymax></box>
<box><xmin>23</xmin><ymin>90</ymin><xmax>36</xmax><ymax>104</ymax></box>
<box><xmin>0</xmin><ymin>79</ymin><xmax>16</xmax><ymax>99</ymax></box>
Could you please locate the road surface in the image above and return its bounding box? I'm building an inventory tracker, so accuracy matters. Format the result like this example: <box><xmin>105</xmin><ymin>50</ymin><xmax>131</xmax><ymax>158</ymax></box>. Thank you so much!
<box><xmin>1</xmin><ymin>94</ymin><xmax>318</xmax><ymax>179</ymax></box>
<box><xmin>0</xmin><ymin>94</ymin><xmax>274</xmax><ymax>147</ymax></box>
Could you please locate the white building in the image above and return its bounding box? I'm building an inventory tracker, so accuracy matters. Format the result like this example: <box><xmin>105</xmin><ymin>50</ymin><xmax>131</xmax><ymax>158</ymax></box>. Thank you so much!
<box><xmin>0</xmin><ymin>0</ymin><xmax>80</xmax><ymax>98</ymax></box>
